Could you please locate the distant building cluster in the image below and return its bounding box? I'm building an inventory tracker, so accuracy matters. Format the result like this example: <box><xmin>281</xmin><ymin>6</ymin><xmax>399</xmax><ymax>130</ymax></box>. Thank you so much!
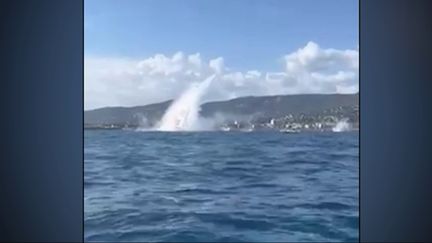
<box><xmin>85</xmin><ymin>105</ymin><xmax>359</xmax><ymax>132</ymax></box>
<box><xmin>218</xmin><ymin>105</ymin><xmax>359</xmax><ymax>132</ymax></box>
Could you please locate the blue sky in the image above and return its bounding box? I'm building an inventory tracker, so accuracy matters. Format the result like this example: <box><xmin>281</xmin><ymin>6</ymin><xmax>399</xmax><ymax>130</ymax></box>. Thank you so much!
<box><xmin>85</xmin><ymin>0</ymin><xmax>358</xmax><ymax>71</ymax></box>
<box><xmin>85</xmin><ymin>0</ymin><xmax>358</xmax><ymax>109</ymax></box>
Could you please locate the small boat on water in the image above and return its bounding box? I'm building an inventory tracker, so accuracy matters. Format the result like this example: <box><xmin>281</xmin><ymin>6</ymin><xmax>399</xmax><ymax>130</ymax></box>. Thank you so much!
<box><xmin>220</xmin><ymin>126</ymin><xmax>231</xmax><ymax>131</ymax></box>
<box><xmin>280</xmin><ymin>128</ymin><xmax>300</xmax><ymax>133</ymax></box>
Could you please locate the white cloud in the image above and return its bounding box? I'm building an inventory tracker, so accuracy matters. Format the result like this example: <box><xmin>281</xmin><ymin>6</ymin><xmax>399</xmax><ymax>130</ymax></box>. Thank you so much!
<box><xmin>209</xmin><ymin>57</ymin><xmax>224</xmax><ymax>74</ymax></box>
<box><xmin>85</xmin><ymin>42</ymin><xmax>358</xmax><ymax>110</ymax></box>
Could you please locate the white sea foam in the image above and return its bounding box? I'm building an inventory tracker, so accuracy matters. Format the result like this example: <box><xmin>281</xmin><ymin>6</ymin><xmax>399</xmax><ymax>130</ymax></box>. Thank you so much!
<box><xmin>332</xmin><ymin>118</ymin><xmax>351</xmax><ymax>132</ymax></box>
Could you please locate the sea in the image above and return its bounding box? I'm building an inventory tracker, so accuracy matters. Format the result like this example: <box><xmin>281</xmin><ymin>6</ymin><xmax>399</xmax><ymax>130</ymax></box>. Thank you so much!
<box><xmin>84</xmin><ymin>130</ymin><xmax>359</xmax><ymax>242</ymax></box>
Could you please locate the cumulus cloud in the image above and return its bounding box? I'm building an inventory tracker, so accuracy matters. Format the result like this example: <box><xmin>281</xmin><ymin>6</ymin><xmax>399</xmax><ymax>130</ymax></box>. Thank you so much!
<box><xmin>85</xmin><ymin>41</ymin><xmax>358</xmax><ymax>110</ymax></box>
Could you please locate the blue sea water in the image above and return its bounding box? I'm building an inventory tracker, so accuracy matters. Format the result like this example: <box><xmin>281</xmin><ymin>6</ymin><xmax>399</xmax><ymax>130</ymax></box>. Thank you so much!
<box><xmin>84</xmin><ymin>130</ymin><xmax>358</xmax><ymax>242</ymax></box>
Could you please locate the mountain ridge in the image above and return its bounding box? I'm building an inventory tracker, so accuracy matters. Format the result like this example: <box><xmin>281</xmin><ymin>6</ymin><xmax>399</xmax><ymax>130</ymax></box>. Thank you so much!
<box><xmin>85</xmin><ymin>93</ymin><xmax>359</xmax><ymax>127</ymax></box>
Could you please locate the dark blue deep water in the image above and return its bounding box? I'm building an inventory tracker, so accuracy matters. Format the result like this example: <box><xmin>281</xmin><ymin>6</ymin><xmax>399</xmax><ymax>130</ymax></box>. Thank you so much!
<box><xmin>84</xmin><ymin>130</ymin><xmax>358</xmax><ymax>242</ymax></box>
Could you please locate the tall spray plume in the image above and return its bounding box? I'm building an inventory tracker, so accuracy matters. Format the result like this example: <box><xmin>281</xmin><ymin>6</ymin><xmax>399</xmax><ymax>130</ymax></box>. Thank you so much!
<box><xmin>157</xmin><ymin>75</ymin><xmax>216</xmax><ymax>131</ymax></box>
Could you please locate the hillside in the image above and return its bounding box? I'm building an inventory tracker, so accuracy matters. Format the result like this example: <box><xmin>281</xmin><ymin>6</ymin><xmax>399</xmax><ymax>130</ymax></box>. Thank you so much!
<box><xmin>84</xmin><ymin>93</ymin><xmax>359</xmax><ymax>127</ymax></box>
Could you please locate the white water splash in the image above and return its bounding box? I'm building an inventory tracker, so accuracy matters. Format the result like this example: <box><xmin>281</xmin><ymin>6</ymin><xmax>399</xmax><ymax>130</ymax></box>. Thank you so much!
<box><xmin>332</xmin><ymin>118</ymin><xmax>351</xmax><ymax>132</ymax></box>
<box><xmin>157</xmin><ymin>75</ymin><xmax>216</xmax><ymax>131</ymax></box>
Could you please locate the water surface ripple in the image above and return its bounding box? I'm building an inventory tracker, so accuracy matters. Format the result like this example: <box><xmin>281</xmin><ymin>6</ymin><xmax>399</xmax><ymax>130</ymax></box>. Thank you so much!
<box><xmin>85</xmin><ymin>131</ymin><xmax>358</xmax><ymax>242</ymax></box>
